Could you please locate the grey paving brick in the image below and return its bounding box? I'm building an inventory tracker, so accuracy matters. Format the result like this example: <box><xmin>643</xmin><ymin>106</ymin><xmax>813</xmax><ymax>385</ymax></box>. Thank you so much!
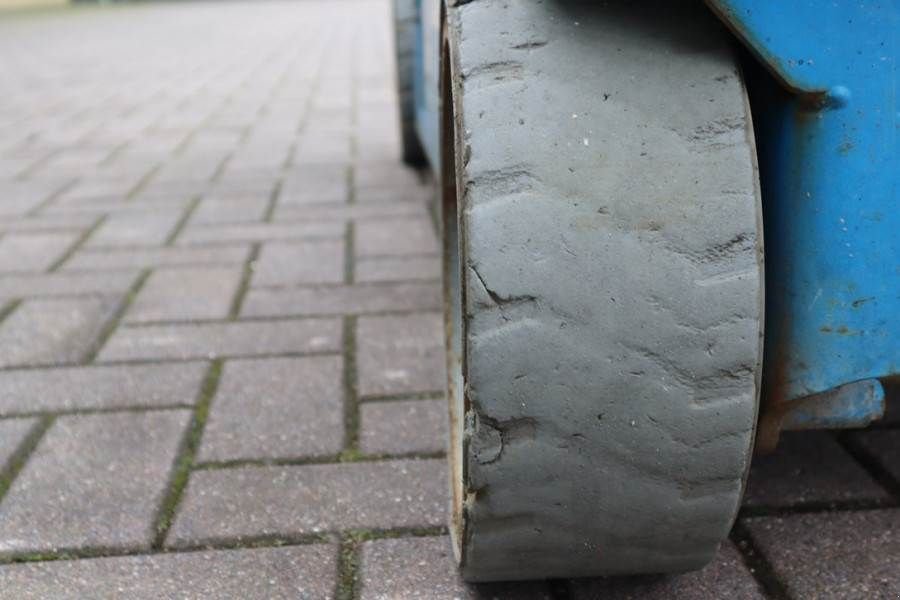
<box><xmin>273</xmin><ymin>201</ymin><xmax>427</xmax><ymax>223</ymax></box>
<box><xmin>98</xmin><ymin>318</ymin><xmax>341</xmax><ymax>362</ymax></box>
<box><xmin>360</xmin><ymin>399</ymin><xmax>445</xmax><ymax>455</ymax></box>
<box><xmin>0</xmin><ymin>362</ymin><xmax>207</xmax><ymax>415</ymax></box>
<box><xmin>63</xmin><ymin>244</ymin><xmax>252</xmax><ymax>271</ymax></box>
<box><xmin>357</xmin><ymin>313</ymin><xmax>444</xmax><ymax>397</ymax></box>
<box><xmin>0</xmin><ymin>180</ymin><xmax>67</xmax><ymax>216</ymax></box>
<box><xmin>0</xmin><ymin>214</ymin><xmax>98</xmax><ymax>234</ymax></box>
<box><xmin>85</xmin><ymin>212</ymin><xmax>185</xmax><ymax>248</ymax></box>
<box><xmin>359</xmin><ymin>536</ymin><xmax>553</xmax><ymax>600</ymax></box>
<box><xmin>176</xmin><ymin>221</ymin><xmax>344</xmax><ymax>245</ymax></box>
<box><xmin>355</xmin><ymin>218</ymin><xmax>439</xmax><ymax>257</ymax></box>
<box><xmin>242</xmin><ymin>282</ymin><xmax>440</xmax><ymax>318</ymax></box>
<box><xmin>742</xmin><ymin>431</ymin><xmax>890</xmax><ymax>507</ymax></box>
<box><xmin>745</xmin><ymin>509</ymin><xmax>900</xmax><ymax>599</ymax></box>
<box><xmin>851</xmin><ymin>429</ymin><xmax>900</xmax><ymax>482</ymax></box>
<box><xmin>0</xmin><ymin>297</ymin><xmax>121</xmax><ymax>368</ymax></box>
<box><xmin>251</xmin><ymin>240</ymin><xmax>345</xmax><ymax>286</ymax></box>
<box><xmin>0</xmin><ymin>418</ymin><xmax>38</xmax><ymax>471</ymax></box>
<box><xmin>279</xmin><ymin>164</ymin><xmax>349</xmax><ymax>205</ymax></box>
<box><xmin>0</xmin><ymin>270</ymin><xmax>139</xmax><ymax>300</ymax></box>
<box><xmin>199</xmin><ymin>356</ymin><xmax>344</xmax><ymax>462</ymax></box>
<box><xmin>168</xmin><ymin>459</ymin><xmax>446</xmax><ymax>546</ymax></box>
<box><xmin>0</xmin><ymin>410</ymin><xmax>191</xmax><ymax>554</ymax></box>
<box><xmin>0</xmin><ymin>544</ymin><xmax>337</xmax><ymax>600</ymax></box>
<box><xmin>354</xmin><ymin>162</ymin><xmax>423</xmax><ymax>191</ymax></box>
<box><xmin>124</xmin><ymin>266</ymin><xmax>243</xmax><ymax>324</ymax></box>
<box><xmin>356</xmin><ymin>256</ymin><xmax>440</xmax><ymax>283</ymax></box>
<box><xmin>0</xmin><ymin>232</ymin><xmax>80</xmax><ymax>272</ymax></box>
<box><xmin>189</xmin><ymin>197</ymin><xmax>269</xmax><ymax>225</ymax></box>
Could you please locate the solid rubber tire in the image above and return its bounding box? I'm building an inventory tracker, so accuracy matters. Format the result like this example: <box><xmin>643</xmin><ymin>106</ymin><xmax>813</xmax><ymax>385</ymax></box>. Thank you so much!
<box><xmin>442</xmin><ymin>0</ymin><xmax>764</xmax><ymax>582</ymax></box>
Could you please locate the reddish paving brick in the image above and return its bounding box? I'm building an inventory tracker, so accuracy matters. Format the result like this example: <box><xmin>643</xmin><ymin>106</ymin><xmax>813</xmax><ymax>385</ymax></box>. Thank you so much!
<box><xmin>360</xmin><ymin>536</ymin><xmax>553</xmax><ymax>600</ymax></box>
<box><xmin>0</xmin><ymin>297</ymin><xmax>121</xmax><ymax>368</ymax></box>
<box><xmin>745</xmin><ymin>510</ymin><xmax>900</xmax><ymax>599</ymax></box>
<box><xmin>742</xmin><ymin>431</ymin><xmax>890</xmax><ymax>508</ymax></box>
<box><xmin>124</xmin><ymin>266</ymin><xmax>243</xmax><ymax>323</ymax></box>
<box><xmin>199</xmin><ymin>356</ymin><xmax>344</xmax><ymax>462</ymax></box>
<box><xmin>63</xmin><ymin>244</ymin><xmax>252</xmax><ymax>271</ymax></box>
<box><xmin>0</xmin><ymin>232</ymin><xmax>80</xmax><ymax>272</ymax></box>
<box><xmin>242</xmin><ymin>282</ymin><xmax>440</xmax><ymax>318</ymax></box>
<box><xmin>0</xmin><ymin>545</ymin><xmax>338</xmax><ymax>600</ymax></box>
<box><xmin>359</xmin><ymin>399</ymin><xmax>446</xmax><ymax>455</ymax></box>
<box><xmin>251</xmin><ymin>240</ymin><xmax>345</xmax><ymax>286</ymax></box>
<box><xmin>357</xmin><ymin>313</ymin><xmax>445</xmax><ymax>397</ymax></box>
<box><xmin>167</xmin><ymin>459</ymin><xmax>446</xmax><ymax>546</ymax></box>
<box><xmin>355</xmin><ymin>217</ymin><xmax>439</xmax><ymax>257</ymax></box>
<box><xmin>0</xmin><ymin>362</ymin><xmax>207</xmax><ymax>415</ymax></box>
<box><xmin>0</xmin><ymin>410</ymin><xmax>191</xmax><ymax>554</ymax></box>
<box><xmin>97</xmin><ymin>318</ymin><xmax>342</xmax><ymax>362</ymax></box>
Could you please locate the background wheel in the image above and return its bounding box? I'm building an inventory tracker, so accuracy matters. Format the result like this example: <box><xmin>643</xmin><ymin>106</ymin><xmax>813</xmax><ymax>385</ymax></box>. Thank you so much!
<box><xmin>391</xmin><ymin>0</ymin><xmax>426</xmax><ymax>166</ymax></box>
<box><xmin>442</xmin><ymin>0</ymin><xmax>764</xmax><ymax>581</ymax></box>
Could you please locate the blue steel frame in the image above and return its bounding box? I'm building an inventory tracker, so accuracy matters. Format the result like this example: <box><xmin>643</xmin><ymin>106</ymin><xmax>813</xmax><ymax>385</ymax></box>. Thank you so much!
<box><xmin>409</xmin><ymin>1</ymin><xmax>899</xmax><ymax>435</ymax></box>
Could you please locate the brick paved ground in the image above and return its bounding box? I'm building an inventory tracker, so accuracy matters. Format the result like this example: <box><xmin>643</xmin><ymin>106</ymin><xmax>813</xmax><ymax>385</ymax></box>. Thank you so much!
<box><xmin>0</xmin><ymin>2</ymin><xmax>897</xmax><ymax>598</ymax></box>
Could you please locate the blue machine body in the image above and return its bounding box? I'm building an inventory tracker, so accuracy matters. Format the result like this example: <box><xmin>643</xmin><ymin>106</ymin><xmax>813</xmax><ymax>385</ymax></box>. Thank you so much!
<box><xmin>410</xmin><ymin>1</ymin><xmax>899</xmax><ymax>434</ymax></box>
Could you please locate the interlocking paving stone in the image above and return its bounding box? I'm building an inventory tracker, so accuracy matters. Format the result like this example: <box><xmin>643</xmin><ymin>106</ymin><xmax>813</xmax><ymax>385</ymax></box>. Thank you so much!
<box><xmin>167</xmin><ymin>459</ymin><xmax>446</xmax><ymax>546</ymax></box>
<box><xmin>0</xmin><ymin>362</ymin><xmax>207</xmax><ymax>415</ymax></box>
<box><xmin>63</xmin><ymin>244</ymin><xmax>252</xmax><ymax>271</ymax></box>
<box><xmin>279</xmin><ymin>165</ymin><xmax>348</xmax><ymax>205</ymax></box>
<box><xmin>742</xmin><ymin>431</ymin><xmax>890</xmax><ymax>507</ymax></box>
<box><xmin>359</xmin><ymin>536</ymin><xmax>554</xmax><ymax>599</ymax></box>
<box><xmin>359</xmin><ymin>399</ymin><xmax>446</xmax><ymax>455</ymax></box>
<box><xmin>354</xmin><ymin>217</ymin><xmax>439</xmax><ymax>257</ymax></box>
<box><xmin>85</xmin><ymin>212</ymin><xmax>185</xmax><ymax>248</ymax></box>
<box><xmin>354</xmin><ymin>162</ymin><xmax>423</xmax><ymax>190</ymax></box>
<box><xmin>851</xmin><ymin>429</ymin><xmax>900</xmax><ymax>482</ymax></box>
<box><xmin>357</xmin><ymin>313</ymin><xmax>444</xmax><ymax>397</ymax></box>
<box><xmin>273</xmin><ymin>201</ymin><xmax>427</xmax><ymax>223</ymax></box>
<box><xmin>199</xmin><ymin>356</ymin><xmax>344</xmax><ymax>461</ymax></box>
<box><xmin>356</xmin><ymin>255</ymin><xmax>440</xmax><ymax>283</ymax></box>
<box><xmin>242</xmin><ymin>282</ymin><xmax>440</xmax><ymax>318</ymax></box>
<box><xmin>0</xmin><ymin>214</ymin><xmax>98</xmax><ymax>234</ymax></box>
<box><xmin>0</xmin><ymin>297</ymin><xmax>120</xmax><ymax>368</ymax></box>
<box><xmin>0</xmin><ymin>544</ymin><xmax>338</xmax><ymax>600</ymax></box>
<box><xmin>175</xmin><ymin>222</ymin><xmax>344</xmax><ymax>245</ymax></box>
<box><xmin>124</xmin><ymin>266</ymin><xmax>243</xmax><ymax>323</ymax></box>
<box><xmin>745</xmin><ymin>510</ymin><xmax>900</xmax><ymax>599</ymax></box>
<box><xmin>98</xmin><ymin>318</ymin><xmax>341</xmax><ymax>362</ymax></box>
<box><xmin>570</xmin><ymin>543</ymin><xmax>766</xmax><ymax>599</ymax></box>
<box><xmin>0</xmin><ymin>410</ymin><xmax>191</xmax><ymax>554</ymax></box>
<box><xmin>0</xmin><ymin>180</ymin><xmax>66</xmax><ymax>217</ymax></box>
<box><xmin>251</xmin><ymin>240</ymin><xmax>345</xmax><ymax>286</ymax></box>
<box><xmin>0</xmin><ymin>270</ymin><xmax>139</xmax><ymax>300</ymax></box>
<box><xmin>0</xmin><ymin>418</ymin><xmax>38</xmax><ymax>471</ymax></box>
<box><xmin>189</xmin><ymin>197</ymin><xmax>269</xmax><ymax>225</ymax></box>
<box><xmin>0</xmin><ymin>232</ymin><xmax>80</xmax><ymax>272</ymax></box>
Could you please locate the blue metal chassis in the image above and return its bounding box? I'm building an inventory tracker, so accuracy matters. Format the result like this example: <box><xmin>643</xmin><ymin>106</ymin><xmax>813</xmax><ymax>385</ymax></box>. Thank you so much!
<box><xmin>409</xmin><ymin>0</ymin><xmax>898</xmax><ymax>433</ymax></box>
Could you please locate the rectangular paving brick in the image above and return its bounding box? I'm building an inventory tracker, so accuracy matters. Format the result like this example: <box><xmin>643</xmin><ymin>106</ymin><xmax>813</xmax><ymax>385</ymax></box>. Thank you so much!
<box><xmin>98</xmin><ymin>318</ymin><xmax>341</xmax><ymax>362</ymax></box>
<box><xmin>242</xmin><ymin>282</ymin><xmax>441</xmax><ymax>318</ymax></box>
<box><xmin>360</xmin><ymin>399</ymin><xmax>446</xmax><ymax>456</ymax></box>
<box><xmin>0</xmin><ymin>362</ymin><xmax>207</xmax><ymax>416</ymax></box>
<box><xmin>167</xmin><ymin>459</ymin><xmax>446</xmax><ymax>546</ymax></box>
<box><xmin>355</xmin><ymin>217</ymin><xmax>439</xmax><ymax>257</ymax></box>
<box><xmin>278</xmin><ymin>164</ymin><xmax>348</xmax><ymax>205</ymax></box>
<box><xmin>360</xmin><ymin>536</ymin><xmax>552</xmax><ymax>600</ymax></box>
<box><xmin>357</xmin><ymin>313</ymin><xmax>445</xmax><ymax>397</ymax></box>
<box><xmin>356</xmin><ymin>256</ymin><xmax>440</xmax><ymax>283</ymax></box>
<box><xmin>124</xmin><ymin>266</ymin><xmax>243</xmax><ymax>323</ymax></box>
<box><xmin>86</xmin><ymin>212</ymin><xmax>184</xmax><ymax>247</ymax></box>
<box><xmin>272</xmin><ymin>201</ymin><xmax>426</xmax><ymax>223</ymax></box>
<box><xmin>199</xmin><ymin>356</ymin><xmax>344</xmax><ymax>462</ymax></box>
<box><xmin>0</xmin><ymin>297</ymin><xmax>121</xmax><ymax>368</ymax></box>
<box><xmin>0</xmin><ymin>545</ymin><xmax>337</xmax><ymax>600</ymax></box>
<box><xmin>569</xmin><ymin>542</ymin><xmax>766</xmax><ymax>599</ymax></box>
<box><xmin>0</xmin><ymin>418</ymin><xmax>38</xmax><ymax>472</ymax></box>
<box><xmin>0</xmin><ymin>270</ymin><xmax>139</xmax><ymax>300</ymax></box>
<box><xmin>0</xmin><ymin>214</ymin><xmax>98</xmax><ymax>235</ymax></box>
<box><xmin>0</xmin><ymin>410</ymin><xmax>191</xmax><ymax>555</ymax></box>
<box><xmin>63</xmin><ymin>244</ymin><xmax>252</xmax><ymax>271</ymax></box>
<box><xmin>850</xmin><ymin>429</ymin><xmax>900</xmax><ymax>482</ymax></box>
<box><xmin>745</xmin><ymin>510</ymin><xmax>900</xmax><ymax>599</ymax></box>
<box><xmin>175</xmin><ymin>222</ymin><xmax>344</xmax><ymax>245</ymax></box>
<box><xmin>251</xmin><ymin>240</ymin><xmax>344</xmax><ymax>286</ymax></box>
<box><xmin>189</xmin><ymin>197</ymin><xmax>269</xmax><ymax>225</ymax></box>
<box><xmin>742</xmin><ymin>431</ymin><xmax>890</xmax><ymax>508</ymax></box>
<box><xmin>0</xmin><ymin>232</ymin><xmax>80</xmax><ymax>272</ymax></box>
